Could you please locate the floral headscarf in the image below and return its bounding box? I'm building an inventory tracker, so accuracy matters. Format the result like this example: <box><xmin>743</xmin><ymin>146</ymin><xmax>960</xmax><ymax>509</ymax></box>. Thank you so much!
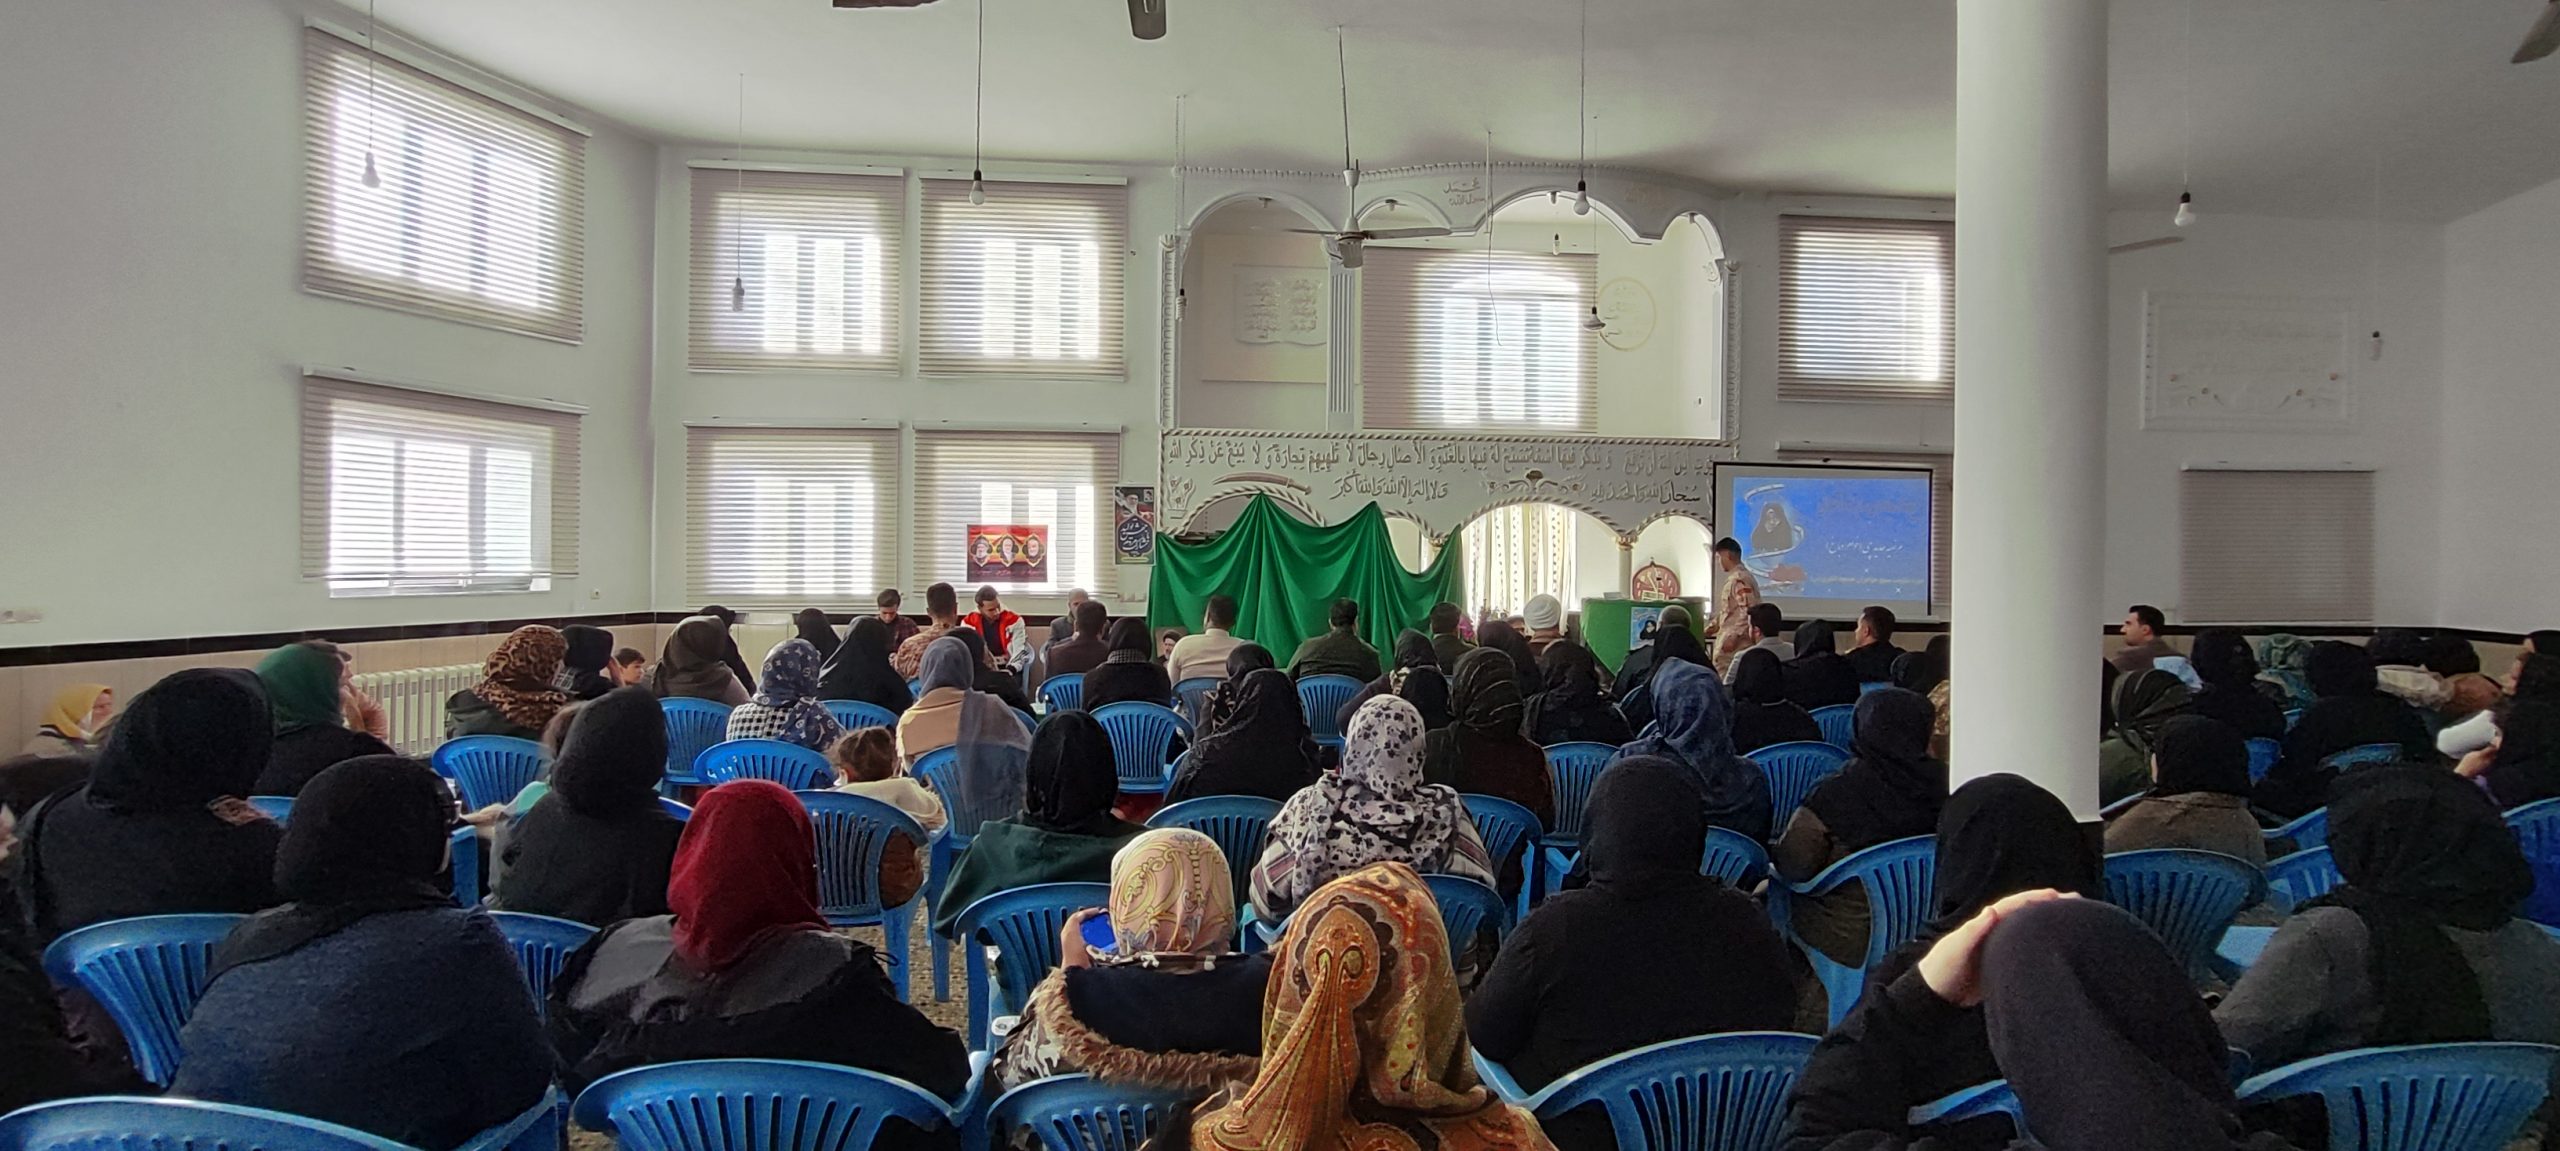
<box><xmin>1190</xmin><ymin>862</ymin><xmax>1554</xmax><ymax>1151</ymax></box>
<box><xmin>1100</xmin><ymin>828</ymin><xmax>1236</xmax><ymax>969</ymax></box>
<box><xmin>727</xmin><ymin>639</ymin><xmax>843</xmax><ymax>750</ymax></box>
<box><xmin>1255</xmin><ymin>696</ymin><xmax>1490</xmax><ymax>918</ymax></box>
<box><xmin>474</xmin><ymin>626</ymin><xmax>570</xmax><ymax>732</ymax></box>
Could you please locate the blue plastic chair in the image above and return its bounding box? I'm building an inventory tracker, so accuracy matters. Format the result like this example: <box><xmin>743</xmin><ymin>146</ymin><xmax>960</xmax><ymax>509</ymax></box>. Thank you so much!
<box><xmin>1461</xmin><ymin>793</ymin><xmax>1545</xmax><ymax>921</ymax></box>
<box><xmin>2285</xmin><ymin>707</ymin><xmax>2305</xmax><ymax>731</ymax></box>
<box><xmin>1296</xmin><ymin>674</ymin><xmax>1364</xmax><ymax>747</ymax></box>
<box><xmin>2322</xmin><ymin>742</ymin><xmax>2404</xmax><ymax>772</ymax></box>
<box><xmin>1860</xmin><ymin>680</ymin><xmax>1892</xmax><ymax>695</ymax></box>
<box><xmin>695</xmin><ymin>739</ymin><xmax>834</xmax><ymax>790</ymax></box>
<box><xmin>0</xmin><ymin>1097</ymin><xmax>420</xmax><ymax>1151</ymax></box>
<box><xmin>451</xmin><ymin>825</ymin><xmax>482</xmax><ymax>906</ymax></box>
<box><xmin>1423</xmin><ymin>873</ymin><xmax>1512</xmax><ymax>972</ymax></box>
<box><xmin>1037</xmin><ymin>673</ymin><xmax>1086</xmax><ymax>714</ymax></box>
<box><xmin>2234</xmin><ymin>1042</ymin><xmax>2560</xmax><ymax>1151</ymax></box>
<box><xmin>1769</xmin><ymin>834</ymin><xmax>1937</xmax><ymax>1028</ymax></box>
<box><xmin>1091</xmin><ymin>702</ymin><xmax>1191</xmax><ymax>796</ymax></box>
<box><xmin>2505</xmin><ymin>797</ymin><xmax>2560</xmax><ymax>926</ymax></box>
<box><xmin>1509</xmin><ymin>1032</ymin><xmax>1821</xmax><ymax>1151</ymax></box>
<box><xmin>2265</xmin><ymin>806</ymin><xmax>2331</xmax><ymax>854</ymax></box>
<box><xmin>1809</xmin><ymin>705</ymin><xmax>1857</xmax><ymax>751</ymax></box>
<box><xmin>2245</xmin><ymin>737</ymin><xmax>2282</xmax><ymax>783</ymax></box>
<box><xmin>912</xmin><ymin>744</ymin><xmax>1008</xmax><ymax>1003</ymax></box>
<box><xmin>987</xmin><ymin>1074</ymin><xmax>1200</xmax><ymax>1151</ymax></box>
<box><xmin>661</xmin><ymin>796</ymin><xmax>695</xmax><ymax>820</ymax></box>
<box><xmin>1908</xmin><ymin>1079</ymin><xmax>2026</xmax><ymax>1134</ymax></box>
<box><xmin>2101</xmin><ymin>849</ymin><xmax>2268</xmax><ymax>978</ymax></box>
<box><xmin>907</xmin><ymin>678</ymin><xmax>926</xmax><ymax>697</ymax></box>
<box><xmin>1173</xmin><ymin>677</ymin><xmax>1219</xmax><ymax>726</ymax></box>
<box><xmin>823</xmin><ymin>699</ymin><xmax>899</xmax><ymax>732</ymax></box>
<box><xmin>245</xmin><ymin>795</ymin><xmax>294</xmax><ymax>824</ymax></box>
<box><xmin>1749</xmin><ymin>741</ymin><xmax>1851</xmax><ymax>834</ymax></box>
<box><xmin>660</xmin><ymin>698</ymin><xmax>734</xmax><ymax>791</ymax></box>
<box><xmin>569</xmin><ymin>1058</ymin><xmax>956</xmax><ymax>1151</ymax></box>
<box><xmin>487</xmin><ymin>911</ymin><xmax>596</xmax><ymax>1022</ymax></box>
<box><xmin>952</xmin><ymin>883</ymin><xmax>1111</xmax><ymax>1051</ymax></box>
<box><xmin>797</xmin><ymin>791</ymin><xmax>931</xmax><ymax>1001</ymax></box>
<box><xmin>1536</xmin><ymin>741</ymin><xmax>1619</xmax><ymax>898</ymax></box>
<box><xmin>433</xmin><ymin>735</ymin><xmax>548</xmax><ymax>811</ymax></box>
<box><xmin>1147</xmin><ymin>795</ymin><xmax>1283</xmax><ymax>911</ymax></box>
<box><xmin>1702</xmin><ymin>827</ymin><xmax>1772</xmax><ymax>889</ymax></box>
<box><xmin>2265</xmin><ymin>845</ymin><xmax>2344</xmax><ymax>914</ymax></box>
<box><xmin>39</xmin><ymin>913</ymin><xmax>244</xmax><ymax>1085</ymax></box>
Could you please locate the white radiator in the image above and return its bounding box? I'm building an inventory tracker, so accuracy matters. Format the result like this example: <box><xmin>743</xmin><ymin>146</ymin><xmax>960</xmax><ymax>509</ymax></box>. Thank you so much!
<box><xmin>351</xmin><ymin>664</ymin><xmax>482</xmax><ymax>757</ymax></box>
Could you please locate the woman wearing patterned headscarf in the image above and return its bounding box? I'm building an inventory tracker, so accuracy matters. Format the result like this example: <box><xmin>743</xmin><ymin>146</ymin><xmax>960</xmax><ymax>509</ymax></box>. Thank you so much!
<box><xmin>724</xmin><ymin>639</ymin><xmax>844</xmax><ymax>753</ymax></box>
<box><xmin>445</xmin><ymin>626</ymin><xmax>571</xmax><ymax>741</ymax></box>
<box><xmin>1189</xmin><ymin>863</ymin><xmax>1555</xmax><ymax>1151</ymax></box>
<box><xmin>1250</xmin><ymin>696</ymin><xmax>1495</xmax><ymax>925</ymax></box>
<box><xmin>991</xmin><ymin>829</ymin><xmax>1271</xmax><ymax>1092</ymax></box>
<box><xmin>1617</xmin><ymin>660</ymin><xmax>1772</xmax><ymax>843</ymax></box>
<box><xmin>1423</xmin><ymin>648</ymin><xmax>1555</xmax><ymax>829</ymax></box>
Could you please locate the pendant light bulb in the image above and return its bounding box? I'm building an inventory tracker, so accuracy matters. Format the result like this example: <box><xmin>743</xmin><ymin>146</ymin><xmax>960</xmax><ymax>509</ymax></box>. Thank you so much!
<box><xmin>730</xmin><ymin>275</ymin><xmax>745</xmax><ymax>312</ymax></box>
<box><xmin>969</xmin><ymin>170</ymin><xmax>986</xmax><ymax>207</ymax></box>
<box><xmin>361</xmin><ymin>152</ymin><xmax>380</xmax><ymax>189</ymax></box>
<box><xmin>1583</xmin><ymin>305</ymin><xmax>1607</xmax><ymax>333</ymax></box>
<box><xmin>1572</xmin><ymin>180</ymin><xmax>1591</xmax><ymax>216</ymax></box>
<box><xmin>2173</xmin><ymin>190</ymin><xmax>2196</xmax><ymax>228</ymax></box>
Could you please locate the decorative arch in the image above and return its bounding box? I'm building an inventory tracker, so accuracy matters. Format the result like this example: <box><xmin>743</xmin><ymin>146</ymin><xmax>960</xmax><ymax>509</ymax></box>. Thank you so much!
<box><xmin>1627</xmin><ymin>506</ymin><xmax>1718</xmax><ymax>544</ymax></box>
<box><xmin>1173</xmin><ymin>481</ymin><xmax>1322</xmax><ymax>534</ymax></box>
<box><xmin>1181</xmin><ymin>190</ymin><xmax>1337</xmax><ymax>236</ymax></box>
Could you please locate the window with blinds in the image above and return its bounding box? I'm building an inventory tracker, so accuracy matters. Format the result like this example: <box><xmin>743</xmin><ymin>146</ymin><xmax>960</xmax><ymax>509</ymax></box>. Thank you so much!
<box><xmin>684</xmin><ymin>427</ymin><xmax>899</xmax><ymax>608</ymax></box>
<box><xmin>300</xmin><ymin>28</ymin><xmax>586</xmax><ymax>341</ymax></box>
<box><xmin>1462</xmin><ymin>503</ymin><xmax>1579</xmax><ymax>619</ymax></box>
<box><xmin>1779</xmin><ymin>216</ymin><xmax>1953</xmax><ymax>402</ymax></box>
<box><xmin>2180</xmin><ymin>469</ymin><xmax>2375</xmax><ymax>623</ymax></box>
<box><xmin>688</xmin><ymin>168</ymin><xmax>903</xmax><ymax>372</ymax></box>
<box><xmin>1777</xmin><ymin>450</ymin><xmax>1953</xmax><ymax>614</ymax></box>
<box><xmin>301</xmin><ymin>374</ymin><xmax>580</xmax><ymax>596</ymax></box>
<box><xmin>917</xmin><ymin>179</ymin><xmax>1127</xmax><ymax>377</ymax></box>
<box><xmin>913</xmin><ymin>430</ymin><xmax>1119</xmax><ymax>596</ymax></box>
<box><xmin>1361</xmin><ymin>248</ymin><xmax>1597</xmax><ymax>433</ymax></box>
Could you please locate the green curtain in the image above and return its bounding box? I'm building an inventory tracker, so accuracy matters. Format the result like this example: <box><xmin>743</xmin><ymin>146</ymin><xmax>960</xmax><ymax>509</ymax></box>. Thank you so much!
<box><xmin>1148</xmin><ymin>496</ymin><xmax>1463</xmax><ymax>662</ymax></box>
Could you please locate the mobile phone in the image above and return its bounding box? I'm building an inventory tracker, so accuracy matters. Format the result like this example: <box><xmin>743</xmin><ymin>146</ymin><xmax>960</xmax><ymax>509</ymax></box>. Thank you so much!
<box><xmin>1079</xmin><ymin>912</ymin><xmax>1116</xmax><ymax>953</ymax></box>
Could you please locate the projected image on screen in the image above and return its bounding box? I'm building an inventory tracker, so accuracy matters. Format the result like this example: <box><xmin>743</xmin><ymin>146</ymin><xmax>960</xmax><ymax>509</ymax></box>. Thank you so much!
<box><xmin>1718</xmin><ymin>464</ymin><xmax>1934</xmax><ymax>619</ymax></box>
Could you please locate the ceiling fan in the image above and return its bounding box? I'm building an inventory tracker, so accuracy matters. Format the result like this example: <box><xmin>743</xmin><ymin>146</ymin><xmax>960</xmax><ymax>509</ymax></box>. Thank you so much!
<box><xmin>2517</xmin><ymin>0</ymin><xmax>2560</xmax><ymax>62</ymax></box>
<box><xmin>1279</xmin><ymin>28</ymin><xmax>1452</xmax><ymax>268</ymax></box>
<box><xmin>830</xmin><ymin>0</ymin><xmax>1165</xmax><ymax>42</ymax></box>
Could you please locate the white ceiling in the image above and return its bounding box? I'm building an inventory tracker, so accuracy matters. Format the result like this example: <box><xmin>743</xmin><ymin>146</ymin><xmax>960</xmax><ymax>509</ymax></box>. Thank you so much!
<box><xmin>381</xmin><ymin>0</ymin><xmax>2560</xmax><ymax>223</ymax></box>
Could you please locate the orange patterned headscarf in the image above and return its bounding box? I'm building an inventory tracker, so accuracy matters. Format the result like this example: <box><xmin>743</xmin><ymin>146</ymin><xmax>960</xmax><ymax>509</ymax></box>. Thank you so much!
<box><xmin>475</xmin><ymin>626</ymin><xmax>571</xmax><ymax>732</ymax></box>
<box><xmin>1189</xmin><ymin>862</ymin><xmax>1554</xmax><ymax>1151</ymax></box>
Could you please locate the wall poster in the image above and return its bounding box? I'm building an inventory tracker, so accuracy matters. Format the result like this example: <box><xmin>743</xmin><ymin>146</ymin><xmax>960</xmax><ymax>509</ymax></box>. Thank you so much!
<box><xmin>966</xmin><ymin>525</ymin><xmax>1049</xmax><ymax>584</ymax></box>
<box><xmin>1113</xmin><ymin>487</ymin><xmax>1156</xmax><ymax>565</ymax></box>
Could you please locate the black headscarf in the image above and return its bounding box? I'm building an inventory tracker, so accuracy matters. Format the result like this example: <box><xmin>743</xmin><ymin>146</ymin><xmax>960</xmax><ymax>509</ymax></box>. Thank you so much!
<box><xmin>1892</xmin><ymin>635</ymin><xmax>1951</xmax><ymax>694</ymax></box>
<box><xmin>1169</xmin><ymin>669</ymin><xmax>1319</xmax><ymax>804</ymax></box>
<box><xmin>2421</xmin><ymin>635</ymin><xmax>2481</xmax><ymax>677</ymax></box>
<box><xmin>2308</xmin><ymin>764</ymin><xmax>2533</xmax><ymax>1045</ymax></box>
<box><xmin>2108</xmin><ymin>669</ymin><xmax>2192</xmax><ymax>757</ymax></box>
<box><xmin>792</xmin><ymin>609</ymin><xmax>841</xmax><ymax>663</ymax></box>
<box><xmin>1395</xmin><ymin>666</ymin><xmax>1453</xmax><ymax>731</ymax></box>
<box><xmin>559</xmin><ymin>626</ymin><xmax>617</xmax><ymax>700</ymax></box>
<box><xmin>2485</xmin><ymin>656</ymin><xmax>2560</xmax><ymax>807</ymax></box>
<box><xmin>1982</xmin><ymin>898</ymin><xmax>2257</xmax><ymax>1151</ymax></box>
<box><xmin>817</xmin><ymin>617</ymin><xmax>914</xmax><ymax>712</ymax></box>
<box><xmin>1538</xmin><ymin>641</ymin><xmax>1608</xmax><ymax>709</ymax></box>
<box><xmin>2365</xmin><ymin>628</ymin><xmax>2429</xmax><ymax>668</ymax></box>
<box><xmin>2306</xmin><ymin>640</ymin><xmax>2380</xmax><ymax>698</ymax></box>
<box><xmin>1391</xmin><ymin>629</ymin><xmax>1439</xmax><ymax>672</ymax></box>
<box><xmin>1729</xmin><ymin>647</ymin><xmax>1790</xmax><ymax>707</ymax></box>
<box><xmin>546</xmin><ymin>687</ymin><xmax>669</xmax><ymax>817</ymax></box>
<box><xmin>1103</xmin><ymin>618</ymin><xmax>1152</xmax><ymax>663</ymax></box>
<box><xmin>2148</xmin><ymin>716</ymin><xmax>2251</xmax><ymax>799</ymax></box>
<box><xmin>1523</xmin><ymin>642</ymin><xmax>1633</xmax><ymax>748</ymax></box>
<box><xmin>1023</xmin><ymin>711</ymin><xmax>1124</xmax><ymax>837</ymax></box>
<box><xmin>1447</xmin><ymin>647</ymin><xmax>1527</xmax><ymax>738</ymax></box>
<box><xmin>950</xmin><ymin>627</ymin><xmax>1031</xmax><ymax>709</ymax></box>
<box><xmin>1802</xmin><ymin>687</ymin><xmax>1946</xmax><ymax>850</ymax></box>
<box><xmin>1928</xmin><ymin>774</ymin><xmax>2099</xmax><ymax>936</ymax></box>
<box><xmin>85</xmin><ymin>669</ymin><xmax>271</xmax><ymax>814</ymax></box>
<box><xmin>695</xmin><ymin>605</ymin><xmax>757</xmax><ymax>693</ymax></box>
<box><xmin>2186</xmin><ymin>628</ymin><xmax>2258</xmax><ymax>689</ymax></box>
<box><xmin>208</xmin><ymin>756</ymin><xmax>454</xmax><ymax>977</ymax></box>
<box><xmin>1795</xmin><ymin>620</ymin><xmax>1839</xmax><ymax>656</ymax></box>
<box><xmin>1583</xmin><ymin>755</ymin><xmax>1709</xmax><ymax>889</ymax></box>
<box><xmin>1477</xmin><ymin>620</ymin><xmax>1541</xmax><ymax>697</ymax></box>
<box><xmin>1201</xmin><ymin>643</ymin><xmax>1277</xmax><ymax>733</ymax></box>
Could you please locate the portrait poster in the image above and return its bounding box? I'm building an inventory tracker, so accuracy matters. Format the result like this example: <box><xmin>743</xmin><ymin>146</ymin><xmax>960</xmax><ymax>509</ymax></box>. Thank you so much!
<box><xmin>966</xmin><ymin>524</ymin><xmax>1049</xmax><ymax>584</ymax></box>
<box><xmin>1629</xmin><ymin>604</ymin><xmax>1666</xmax><ymax>650</ymax></box>
<box><xmin>1113</xmin><ymin>486</ymin><xmax>1156</xmax><ymax>565</ymax></box>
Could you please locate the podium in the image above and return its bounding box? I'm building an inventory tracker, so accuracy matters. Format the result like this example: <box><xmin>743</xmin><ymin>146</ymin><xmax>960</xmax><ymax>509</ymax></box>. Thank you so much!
<box><xmin>1581</xmin><ymin>596</ymin><xmax>1708</xmax><ymax>674</ymax></box>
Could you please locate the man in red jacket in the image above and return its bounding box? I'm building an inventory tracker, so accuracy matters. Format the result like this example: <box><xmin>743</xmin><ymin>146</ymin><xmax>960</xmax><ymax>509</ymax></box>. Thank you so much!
<box><xmin>963</xmin><ymin>585</ymin><xmax>1029</xmax><ymax>677</ymax></box>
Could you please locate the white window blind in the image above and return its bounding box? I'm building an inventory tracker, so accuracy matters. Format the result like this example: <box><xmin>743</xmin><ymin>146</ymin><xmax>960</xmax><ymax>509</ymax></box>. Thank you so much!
<box><xmin>913</xmin><ymin>430</ymin><xmax>1119</xmax><ymax>596</ymax></box>
<box><xmin>300</xmin><ymin>374</ymin><xmax>580</xmax><ymax>596</ymax></box>
<box><xmin>917</xmin><ymin>179</ymin><xmax>1128</xmax><ymax>377</ymax></box>
<box><xmin>689</xmin><ymin>168</ymin><xmax>903</xmax><ymax>372</ymax></box>
<box><xmin>1779</xmin><ymin>216</ymin><xmax>1953</xmax><ymax>402</ymax></box>
<box><xmin>685</xmin><ymin>427</ymin><xmax>899</xmax><ymax>609</ymax></box>
<box><xmin>301</xmin><ymin>27</ymin><xmax>585</xmax><ymax>341</ymax></box>
<box><xmin>1462</xmin><ymin>503</ymin><xmax>1579</xmax><ymax>619</ymax></box>
<box><xmin>1777</xmin><ymin>449</ymin><xmax>1953</xmax><ymax>614</ymax></box>
<box><xmin>1362</xmin><ymin>248</ymin><xmax>1598</xmax><ymax>433</ymax></box>
<box><xmin>2180</xmin><ymin>469</ymin><xmax>2375</xmax><ymax>623</ymax></box>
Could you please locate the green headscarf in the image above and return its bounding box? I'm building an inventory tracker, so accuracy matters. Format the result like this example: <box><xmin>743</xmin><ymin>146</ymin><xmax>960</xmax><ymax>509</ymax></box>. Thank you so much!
<box><xmin>255</xmin><ymin>642</ymin><xmax>345</xmax><ymax>733</ymax></box>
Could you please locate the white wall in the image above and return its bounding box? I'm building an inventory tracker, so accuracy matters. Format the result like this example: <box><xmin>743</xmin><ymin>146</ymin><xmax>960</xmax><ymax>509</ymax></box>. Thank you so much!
<box><xmin>2439</xmin><ymin>175</ymin><xmax>2560</xmax><ymax>633</ymax></box>
<box><xmin>645</xmin><ymin>147</ymin><xmax>1171</xmax><ymax>620</ymax></box>
<box><xmin>0</xmin><ymin>0</ymin><xmax>658</xmax><ymax>647</ymax></box>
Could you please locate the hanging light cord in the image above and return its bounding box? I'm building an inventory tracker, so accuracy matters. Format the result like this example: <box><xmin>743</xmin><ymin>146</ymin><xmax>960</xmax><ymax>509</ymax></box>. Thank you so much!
<box><xmin>365</xmin><ymin>0</ymin><xmax>378</xmax><ymax>157</ymax></box>
<box><xmin>731</xmin><ymin>73</ymin><xmax>745</xmax><ymax>310</ymax></box>
<box><xmin>1578</xmin><ymin>0</ymin><xmax>1588</xmax><ymax>183</ymax></box>
<box><xmin>2179</xmin><ymin>0</ymin><xmax>2194</xmax><ymax>192</ymax></box>
<box><xmin>974</xmin><ymin>0</ymin><xmax>985</xmax><ymax>182</ymax></box>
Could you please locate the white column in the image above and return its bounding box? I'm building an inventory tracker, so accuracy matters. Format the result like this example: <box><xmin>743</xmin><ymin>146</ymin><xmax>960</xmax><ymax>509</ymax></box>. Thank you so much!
<box><xmin>1328</xmin><ymin>265</ymin><xmax>1360</xmax><ymax>431</ymax></box>
<box><xmin>1950</xmin><ymin>0</ymin><xmax>2109</xmax><ymax>812</ymax></box>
